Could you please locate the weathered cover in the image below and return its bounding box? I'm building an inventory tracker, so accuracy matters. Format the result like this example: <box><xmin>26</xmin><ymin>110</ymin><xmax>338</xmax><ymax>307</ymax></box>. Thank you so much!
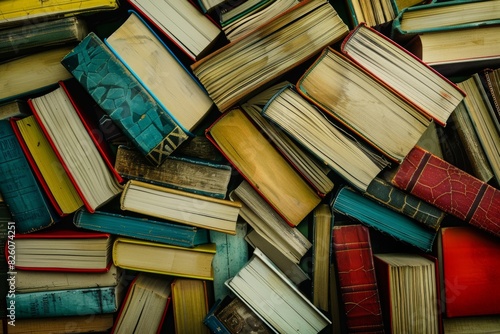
<box><xmin>61</xmin><ymin>32</ymin><xmax>189</xmax><ymax>166</ymax></box>
<box><xmin>392</xmin><ymin>145</ymin><xmax>500</xmax><ymax>237</ymax></box>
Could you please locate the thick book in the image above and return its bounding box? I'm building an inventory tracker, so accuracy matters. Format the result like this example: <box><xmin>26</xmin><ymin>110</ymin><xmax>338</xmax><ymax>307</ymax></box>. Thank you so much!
<box><xmin>9</xmin><ymin>314</ymin><xmax>115</xmax><ymax>334</ymax></box>
<box><xmin>206</xmin><ymin>108</ymin><xmax>321</xmax><ymax>227</ymax></box>
<box><xmin>61</xmin><ymin>32</ymin><xmax>190</xmax><ymax>167</ymax></box>
<box><xmin>225</xmin><ymin>248</ymin><xmax>332</xmax><ymax>333</ymax></box>
<box><xmin>13</xmin><ymin>227</ymin><xmax>113</xmax><ymax>272</ymax></box>
<box><xmin>440</xmin><ymin>226</ymin><xmax>500</xmax><ymax>318</ymax></box>
<box><xmin>171</xmin><ymin>278</ymin><xmax>211</xmax><ymax>334</ymax></box>
<box><xmin>73</xmin><ymin>207</ymin><xmax>210</xmax><ymax>248</ymax></box>
<box><xmin>191</xmin><ymin>0</ymin><xmax>349</xmax><ymax>112</ymax></box>
<box><xmin>112</xmin><ymin>273</ymin><xmax>173</xmax><ymax>334</ymax></box>
<box><xmin>113</xmin><ymin>237</ymin><xmax>216</xmax><ymax>280</ymax></box>
<box><xmin>331</xmin><ymin>185</ymin><xmax>438</xmax><ymax>252</ymax></box>
<box><xmin>0</xmin><ymin>120</ymin><xmax>58</xmax><ymax>234</ymax></box>
<box><xmin>311</xmin><ymin>204</ymin><xmax>332</xmax><ymax>312</ymax></box>
<box><xmin>297</xmin><ymin>46</ymin><xmax>432</xmax><ymax>164</ymax></box>
<box><xmin>479</xmin><ymin>67</ymin><xmax>500</xmax><ymax>126</ymax></box>
<box><xmin>120</xmin><ymin>179</ymin><xmax>241</xmax><ymax>235</ymax></box>
<box><xmin>332</xmin><ymin>224</ymin><xmax>385</xmax><ymax>334</ymax></box>
<box><xmin>391</xmin><ymin>145</ymin><xmax>500</xmax><ymax>238</ymax></box>
<box><xmin>29</xmin><ymin>82</ymin><xmax>123</xmax><ymax>213</ymax></box>
<box><xmin>114</xmin><ymin>145</ymin><xmax>232</xmax><ymax>199</ymax></box>
<box><xmin>341</xmin><ymin>23</ymin><xmax>465</xmax><ymax>127</ymax></box>
<box><xmin>345</xmin><ymin>0</ymin><xmax>422</xmax><ymax>27</ymax></box>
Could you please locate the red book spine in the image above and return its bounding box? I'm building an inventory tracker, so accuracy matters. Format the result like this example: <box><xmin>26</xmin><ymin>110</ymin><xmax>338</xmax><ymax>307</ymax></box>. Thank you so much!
<box><xmin>392</xmin><ymin>146</ymin><xmax>500</xmax><ymax>237</ymax></box>
<box><xmin>332</xmin><ymin>224</ymin><xmax>385</xmax><ymax>333</ymax></box>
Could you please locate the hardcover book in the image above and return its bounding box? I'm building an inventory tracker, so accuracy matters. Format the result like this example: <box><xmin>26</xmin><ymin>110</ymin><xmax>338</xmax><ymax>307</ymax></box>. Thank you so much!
<box><xmin>171</xmin><ymin>278</ymin><xmax>211</xmax><ymax>334</ymax></box>
<box><xmin>311</xmin><ymin>204</ymin><xmax>332</xmax><ymax>312</ymax></box>
<box><xmin>9</xmin><ymin>314</ymin><xmax>115</xmax><ymax>334</ymax></box>
<box><xmin>391</xmin><ymin>146</ymin><xmax>500</xmax><ymax>238</ymax></box>
<box><xmin>61</xmin><ymin>32</ymin><xmax>190</xmax><ymax>166</ymax></box>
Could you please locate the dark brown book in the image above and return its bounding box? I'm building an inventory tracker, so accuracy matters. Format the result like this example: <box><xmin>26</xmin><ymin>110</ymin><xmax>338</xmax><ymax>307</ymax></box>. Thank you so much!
<box><xmin>216</xmin><ymin>297</ymin><xmax>273</xmax><ymax>334</ymax></box>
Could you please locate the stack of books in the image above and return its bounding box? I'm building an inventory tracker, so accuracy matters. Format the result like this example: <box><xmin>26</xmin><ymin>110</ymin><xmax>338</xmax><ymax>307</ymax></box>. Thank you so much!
<box><xmin>1</xmin><ymin>0</ymin><xmax>499</xmax><ymax>332</ymax></box>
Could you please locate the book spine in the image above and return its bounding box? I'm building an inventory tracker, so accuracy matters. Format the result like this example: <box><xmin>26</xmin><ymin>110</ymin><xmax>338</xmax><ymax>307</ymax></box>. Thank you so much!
<box><xmin>60</xmin><ymin>32</ymin><xmax>189</xmax><ymax>167</ymax></box>
<box><xmin>392</xmin><ymin>146</ymin><xmax>500</xmax><ymax>238</ymax></box>
<box><xmin>364</xmin><ymin>177</ymin><xmax>445</xmax><ymax>230</ymax></box>
<box><xmin>332</xmin><ymin>224</ymin><xmax>385</xmax><ymax>333</ymax></box>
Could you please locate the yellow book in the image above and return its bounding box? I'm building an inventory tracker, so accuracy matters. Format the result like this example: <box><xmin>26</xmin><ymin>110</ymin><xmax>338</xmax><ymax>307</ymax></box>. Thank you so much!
<box><xmin>0</xmin><ymin>0</ymin><xmax>119</xmax><ymax>28</ymax></box>
<box><xmin>171</xmin><ymin>278</ymin><xmax>210</xmax><ymax>334</ymax></box>
<box><xmin>14</xmin><ymin>115</ymin><xmax>83</xmax><ymax>216</ymax></box>
<box><xmin>113</xmin><ymin>237</ymin><xmax>216</xmax><ymax>280</ymax></box>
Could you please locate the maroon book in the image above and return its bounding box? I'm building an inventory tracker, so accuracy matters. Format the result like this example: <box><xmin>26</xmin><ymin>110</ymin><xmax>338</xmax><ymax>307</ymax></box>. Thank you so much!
<box><xmin>392</xmin><ymin>145</ymin><xmax>500</xmax><ymax>237</ymax></box>
<box><xmin>332</xmin><ymin>224</ymin><xmax>385</xmax><ymax>333</ymax></box>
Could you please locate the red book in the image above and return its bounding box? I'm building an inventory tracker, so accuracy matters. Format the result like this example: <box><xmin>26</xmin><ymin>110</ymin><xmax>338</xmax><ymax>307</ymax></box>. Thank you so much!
<box><xmin>332</xmin><ymin>224</ymin><xmax>385</xmax><ymax>333</ymax></box>
<box><xmin>441</xmin><ymin>226</ymin><xmax>500</xmax><ymax>317</ymax></box>
<box><xmin>392</xmin><ymin>145</ymin><xmax>500</xmax><ymax>237</ymax></box>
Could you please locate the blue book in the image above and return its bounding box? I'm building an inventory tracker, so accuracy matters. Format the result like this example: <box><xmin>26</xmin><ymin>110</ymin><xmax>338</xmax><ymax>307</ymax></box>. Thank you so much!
<box><xmin>204</xmin><ymin>298</ymin><xmax>232</xmax><ymax>334</ymax></box>
<box><xmin>331</xmin><ymin>185</ymin><xmax>437</xmax><ymax>252</ymax></box>
<box><xmin>0</xmin><ymin>120</ymin><xmax>58</xmax><ymax>233</ymax></box>
<box><xmin>61</xmin><ymin>32</ymin><xmax>189</xmax><ymax>166</ymax></box>
<box><xmin>73</xmin><ymin>208</ymin><xmax>209</xmax><ymax>248</ymax></box>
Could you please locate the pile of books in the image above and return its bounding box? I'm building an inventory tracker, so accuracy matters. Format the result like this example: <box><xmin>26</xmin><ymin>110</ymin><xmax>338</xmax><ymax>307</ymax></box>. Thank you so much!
<box><xmin>0</xmin><ymin>0</ymin><xmax>499</xmax><ymax>332</ymax></box>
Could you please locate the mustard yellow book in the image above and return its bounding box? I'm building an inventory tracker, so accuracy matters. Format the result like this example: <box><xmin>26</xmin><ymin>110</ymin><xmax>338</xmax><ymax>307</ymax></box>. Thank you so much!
<box><xmin>14</xmin><ymin>115</ymin><xmax>83</xmax><ymax>216</ymax></box>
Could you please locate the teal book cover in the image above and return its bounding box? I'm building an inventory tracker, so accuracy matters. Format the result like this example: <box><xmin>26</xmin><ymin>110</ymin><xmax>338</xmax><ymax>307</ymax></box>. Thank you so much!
<box><xmin>61</xmin><ymin>32</ymin><xmax>189</xmax><ymax>167</ymax></box>
<box><xmin>0</xmin><ymin>120</ymin><xmax>58</xmax><ymax>234</ymax></box>
<box><xmin>73</xmin><ymin>208</ymin><xmax>209</xmax><ymax>248</ymax></box>
<box><xmin>331</xmin><ymin>185</ymin><xmax>437</xmax><ymax>252</ymax></box>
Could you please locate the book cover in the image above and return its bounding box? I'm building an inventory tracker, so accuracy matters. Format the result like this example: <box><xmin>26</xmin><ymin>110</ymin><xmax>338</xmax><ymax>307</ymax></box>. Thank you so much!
<box><xmin>73</xmin><ymin>207</ymin><xmax>210</xmax><ymax>248</ymax></box>
<box><xmin>203</xmin><ymin>298</ymin><xmax>232</xmax><ymax>334</ymax></box>
<box><xmin>61</xmin><ymin>32</ymin><xmax>190</xmax><ymax>167</ymax></box>
<box><xmin>214</xmin><ymin>296</ymin><xmax>274</xmax><ymax>334</ymax></box>
<box><xmin>9</xmin><ymin>314</ymin><xmax>115</xmax><ymax>334</ymax></box>
<box><xmin>311</xmin><ymin>204</ymin><xmax>332</xmax><ymax>312</ymax></box>
<box><xmin>391</xmin><ymin>145</ymin><xmax>500</xmax><ymax>238</ymax></box>
<box><xmin>332</xmin><ymin>224</ymin><xmax>385</xmax><ymax>334</ymax></box>
<box><xmin>171</xmin><ymin>278</ymin><xmax>211</xmax><ymax>334</ymax></box>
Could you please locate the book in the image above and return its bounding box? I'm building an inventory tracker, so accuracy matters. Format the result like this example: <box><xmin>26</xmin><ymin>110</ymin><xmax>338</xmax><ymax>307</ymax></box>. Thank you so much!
<box><xmin>443</xmin><ymin>315</ymin><xmax>500</xmax><ymax>334</ymax></box>
<box><xmin>191</xmin><ymin>0</ymin><xmax>349</xmax><ymax>112</ymax></box>
<box><xmin>113</xmin><ymin>237</ymin><xmax>216</xmax><ymax>280</ymax></box>
<box><xmin>0</xmin><ymin>120</ymin><xmax>58</xmax><ymax>234</ymax></box>
<box><xmin>331</xmin><ymin>185</ymin><xmax>438</xmax><ymax>252</ymax></box>
<box><xmin>0</xmin><ymin>0</ymin><xmax>119</xmax><ymax>28</ymax></box>
<box><xmin>0</xmin><ymin>46</ymin><xmax>73</xmax><ymax>102</ymax></box>
<box><xmin>61</xmin><ymin>32</ymin><xmax>190</xmax><ymax>167</ymax></box>
<box><xmin>206</xmin><ymin>108</ymin><xmax>321</xmax><ymax>227</ymax></box>
<box><xmin>479</xmin><ymin>67</ymin><xmax>500</xmax><ymax>125</ymax></box>
<box><xmin>120</xmin><ymin>179</ymin><xmax>241</xmax><ymax>234</ymax></box>
<box><xmin>296</xmin><ymin>46</ymin><xmax>432</xmax><ymax>164</ymax></box>
<box><xmin>0</xmin><ymin>99</ymin><xmax>30</xmax><ymax>120</ymax></box>
<box><xmin>332</xmin><ymin>224</ymin><xmax>385</xmax><ymax>333</ymax></box>
<box><xmin>391</xmin><ymin>145</ymin><xmax>500</xmax><ymax>238</ymax></box>
<box><xmin>171</xmin><ymin>278</ymin><xmax>210</xmax><ymax>334</ymax></box>
<box><xmin>8</xmin><ymin>314</ymin><xmax>115</xmax><ymax>334</ymax></box>
<box><xmin>114</xmin><ymin>145</ymin><xmax>232</xmax><ymax>199</ymax></box>
<box><xmin>13</xmin><ymin>227</ymin><xmax>113</xmax><ymax>272</ymax></box>
<box><xmin>225</xmin><ymin>248</ymin><xmax>332</xmax><ymax>333</ymax></box>
<box><xmin>0</xmin><ymin>16</ymin><xmax>88</xmax><ymax>61</ymax></box>
<box><xmin>15</xmin><ymin>264</ymin><xmax>122</xmax><ymax>293</ymax></box>
<box><xmin>341</xmin><ymin>23</ymin><xmax>465</xmax><ymax>127</ymax></box>
<box><xmin>112</xmin><ymin>272</ymin><xmax>173</xmax><ymax>334</ymax></box>
<box><xmin>260</xmin><ymin>82</ymin><xmax>390</xmax><ymax>192</ymax></box>
<box><xmin>12</xmin><ymin>115</ymin><xmax>84</xmax><ymax>216</ymax></box>
<box><xmin>126</xmin><ymin>0</ymin><xmax>223</xmax><ymax>61</ymax></box>
<box><xmin>345</xmin><ymin>0</ymin><xmax>424</xmax><ymax>28</ymax></box>
<box><xmin>373</xmin><ymin>253</ymin><xmax>439</xmax><ymax>333</ymax></box>
<box><xmin>311</xmin><ymin>204</ymin><xmax>332</xmax><ymax>312</ymax></box>
<box><xmin>104</xmin><ymin>11</ymin><xmax>214</xmax><ymax>133</ymax></box>
<box><xmin>73</xmin><ymin>207</ymin><xmax>210</xmax><ymax>248</ymax></box>
<box><xmin>204</xmin><ymin>298</ymin><xmax>232</xmax><ymax>334</ymax></box>
<box><xmin>29</xmin><ymin>83</ymin><xmax>123</xmax><ymax>213</ymax></box>
<box><xmin>457</xmin><ymin>73</ymin><xmax>500</xmax><ymax>186</ymax></box>
<box><xmin>440</xmin><ymin>226</ymin><xmax>500</xmax><ymax>318</ymax></box>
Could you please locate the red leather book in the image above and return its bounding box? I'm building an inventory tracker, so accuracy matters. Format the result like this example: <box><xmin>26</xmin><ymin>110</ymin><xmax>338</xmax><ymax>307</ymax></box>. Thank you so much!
<box><xmin>392</xmin><ymin>145</ymin><xmax>500</xmax><ymax>238</ymax></box>
<box><xmin>332</xmin><ymin>224</ymin><xmax>385</xmax><ymax>333</ymax></box>
<box><xmin>440</xmin><ymin>226</ymin><xmax>500</xmax><ymax>317</ymax></box>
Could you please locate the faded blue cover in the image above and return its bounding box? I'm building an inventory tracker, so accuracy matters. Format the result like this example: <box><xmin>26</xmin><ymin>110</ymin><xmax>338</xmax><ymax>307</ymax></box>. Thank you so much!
<box><xmin>0</xmin><ymin>120</ymin><xmax>58</xmax><ymax>233</ymax></box>
<box><xmin>203</xmin><ymin>298</ymin><xmax>232</xmax><ymax>334</ymax></box>
<box><xmin>61</xmin><ymin>32</ymin><xmax>189</xmax><ymax>166</ymax></box>
<box><xmin>7</xmin><ymin>286</ymin><xmax>120</xmax><ymax>318</ymax></box>
<box><xmin>331</xmin><ymin>185</ymin><xmax>437</xmax><ymax>252</ymax></box>
<box><xmin>73</xmin><ymin>208</ymin><xmax>209</xmax><ymax>248</ymax></box>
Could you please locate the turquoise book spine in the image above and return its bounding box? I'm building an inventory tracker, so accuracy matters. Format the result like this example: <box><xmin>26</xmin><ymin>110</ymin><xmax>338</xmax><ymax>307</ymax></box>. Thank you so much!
<box><xmin>7</xmin><ymin>286</ymin><xmax>120</xmax><ymax>319</ymax></box>
<box><xmin>61</xmin><ymin>32</ymin><xmax>189</xmax><ymax>166</ymax></box>
<box><xmin>0</xmin><ymin>120</ymin><xmax>57</xmax><ymax>233</ymax></box>
<box><xmin>73</xmin><ymin>208</ymin><xmax>209</xmax><ymax>248</ymax></box>
<box><xmin>331</xmin><ymin>185</ymin><xmax>437</xmax><ymax>252</ymax></box>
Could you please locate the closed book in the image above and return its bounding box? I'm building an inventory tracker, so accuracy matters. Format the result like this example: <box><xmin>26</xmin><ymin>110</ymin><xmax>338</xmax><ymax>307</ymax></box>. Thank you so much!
<box><xmin>0</xmin><ymin>120</ymin><xmax>58</xmax><ymax>234</ymax></box>
<box><xmin>8</xmin><ymin>314</ymin><xmax>115</xmax><ymax>334</ymax></box>
<box><xmin>204</xmin><ymin>298</ymin><xmax>232</xmax><ymax>334</ymax></box>
<box><xmin>479</xmin><ymin>67</ymin><xmax>500</xmax><ymax>126</ymax></box>
<box><xmin>171</xmin><ymin>278</ymin><xmax>211</xmax><ymax>334</ymax></box>
<box><xmin>61</xmin><ymin>32</ymin><xmax>190</xmax><ymax>167</ymax></box>
<box><xmin>311</xmin><ymin>204</ymin><xmax>332</xmax><ymax>312</ymax></box>
<box><xmin>73</xmin><ymin>207</ymin><xmax>209</xmax><ymax>248</ymax></box>
<box><xmin>332</xmin><ymin>224</ymin><xmax>385</xmax><ymax>334</ymax></box>
<box><xmin>391</xmin><ymin>145</ymin><xmax>500</xmax><ymax>238</ymax></box>
<box><xmin>113</xmin><ymin>237</ymin><xmax>216</xmax><ymax>280</ymax></box>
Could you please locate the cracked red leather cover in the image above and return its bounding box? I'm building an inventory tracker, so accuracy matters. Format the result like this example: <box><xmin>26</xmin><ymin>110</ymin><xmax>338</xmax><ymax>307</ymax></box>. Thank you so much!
<box><xmin>392</xmin><ymin>146</ymin><xmax>500</xmax><ymax>237</ymax></box>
